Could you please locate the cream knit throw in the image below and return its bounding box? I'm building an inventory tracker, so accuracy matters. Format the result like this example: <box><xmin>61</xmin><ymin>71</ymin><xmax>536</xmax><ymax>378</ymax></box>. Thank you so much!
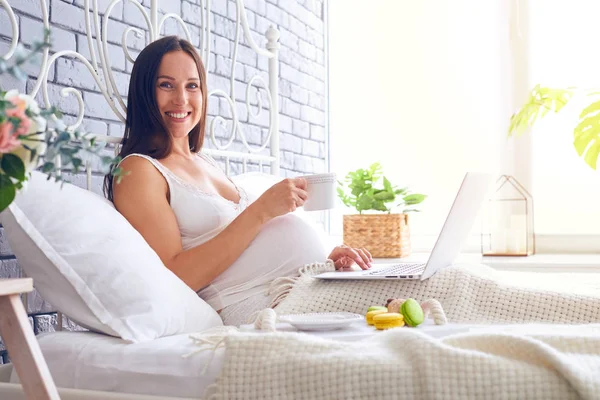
<box><xmin>200</xmin><ymin>262</ymin><xmax>600</xmax><ymax>399</ymax></box>
<box><xmin>269</xmin><ymin>261</ymin><xmax>600</xmax><ymax>324</ymax></box>
<box><xmin>204</xmin><ymin>324</ymin><xmax>600</xmax><ymax>399</ymax></box>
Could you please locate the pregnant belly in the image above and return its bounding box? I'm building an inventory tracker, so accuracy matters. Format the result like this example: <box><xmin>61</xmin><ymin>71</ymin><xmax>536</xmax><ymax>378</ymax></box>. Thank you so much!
<box><xmin>206</xmin><ymin>213</ymin><xmax>328</xmax><ymax>300</ymax></box>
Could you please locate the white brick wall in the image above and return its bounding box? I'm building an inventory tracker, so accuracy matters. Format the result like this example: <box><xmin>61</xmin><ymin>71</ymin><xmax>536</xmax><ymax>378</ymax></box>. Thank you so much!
<box><xmin>0</xmin><ymin>0</ymin><xmax>328</xmax><ymax>353</ymax></box>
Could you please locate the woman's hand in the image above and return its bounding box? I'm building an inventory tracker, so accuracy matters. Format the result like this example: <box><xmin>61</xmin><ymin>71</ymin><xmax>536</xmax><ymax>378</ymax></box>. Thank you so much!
<box><xmin>328</xmin><ymin>245</ymin><xmax>373</xmax><ymax>271</ymax></box>
<box><xmin>251</xmin><ymin>178</ymin><xmax>308</xmax><ymax>222</ymax></box>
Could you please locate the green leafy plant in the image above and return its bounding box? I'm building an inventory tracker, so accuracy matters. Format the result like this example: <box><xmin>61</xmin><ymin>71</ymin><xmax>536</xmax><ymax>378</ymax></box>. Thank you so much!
<box><xmin>508</xmin><ymin>84</ymin><xmax>600</xmax><ymax>170</ymax></box>
<box><xmin>337</xmin><ymin>162</ymin><xmax>426</xmax><ymax>214</ymax></box>
<box><xmin>0</xmin><ymin>30</ymin><xmax>123</xmax><ymax>212</ymax></box>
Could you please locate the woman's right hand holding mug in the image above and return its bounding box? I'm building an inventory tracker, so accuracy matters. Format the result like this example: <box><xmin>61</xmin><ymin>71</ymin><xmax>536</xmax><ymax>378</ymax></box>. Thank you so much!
<box><xmin>252</xmin><ymin>178</ymin><xmax>308</xmax><ymax>222</ymax></box>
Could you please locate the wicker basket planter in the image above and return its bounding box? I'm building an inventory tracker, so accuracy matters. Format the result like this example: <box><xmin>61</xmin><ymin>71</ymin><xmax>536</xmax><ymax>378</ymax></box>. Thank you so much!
<box><xmin>343</xmin><ymin>213</ymin><xmax>411</xmax><ymax>258</ymax></box>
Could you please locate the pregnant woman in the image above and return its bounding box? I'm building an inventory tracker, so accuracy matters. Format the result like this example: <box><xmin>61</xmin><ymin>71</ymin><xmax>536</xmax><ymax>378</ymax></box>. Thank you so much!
<box><xmin>103</xmin><ymin>36</ymin><xmax>372</xmax><ymax>324</ymax></box>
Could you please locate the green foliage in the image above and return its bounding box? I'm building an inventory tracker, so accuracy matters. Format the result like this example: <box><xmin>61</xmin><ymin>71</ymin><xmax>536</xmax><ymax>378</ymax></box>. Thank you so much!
<box><xmin>1</xmin><ymin>154</ymin><xmax>25</xmax><ymax>181</ymax></box>
<box><xmin>0</xmin><ymin>29</ymin><xmax>123</xmax><ymax>212</ymax></box>
<box><xmin>0</xmin><ymin>174</ymin><xmax>16</xmax><ymax>211</ymax></box>
<box><xmin>0</xmin><ymin>29</ymin><xmax>52</xmax><ymax>85</ymax></box>
<box><xmin>337</xmin><ymin>162</ymin><xmax>427</xmax><ymax>214</ymax></box>
<box><xmin>508</xmin><ymin>84</ymin><xmax>600</xmax><ymax>170</ymax></box>
<box><xmin>508</xmin><ymin>85</ymin><xmax>574</xmax><ymax>137</ymax></box>
<box><xmin>573</xmin><ymin>97</ymin><xmax>600</xmax><ymax>170</ymax></box>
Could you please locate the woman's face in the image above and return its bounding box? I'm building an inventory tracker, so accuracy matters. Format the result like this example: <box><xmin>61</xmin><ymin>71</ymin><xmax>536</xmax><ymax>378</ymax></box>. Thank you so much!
<box><xmin>155</xmin><ymin>50</ymin><xmax>203</xmax><ymax>141</ymax></box>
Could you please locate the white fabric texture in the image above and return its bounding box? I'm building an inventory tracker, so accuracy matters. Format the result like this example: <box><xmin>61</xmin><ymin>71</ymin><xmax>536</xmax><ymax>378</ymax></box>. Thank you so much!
<box><xmin>202</xmin><ymin>262</ymin><xmax>600</xmax><ymax>399</ymax></box>
<box><xmin>120</xmin><ymin>152</ymin><xmax>250</xmax><ymax>250</ymax></box>
<box><xmin>10</xmin><ymin>331</ymin><xmax>223</xmax><ymax>398</ymax></box>
<box><xmin>219</xmin><ymin>290</ymin><xmax>272</xmax><ymax>326</ymax></box>
<box><xmin>270</xmin><ymin>261</ymin><xmax>600</xmax><ymax>324</ymax></box>
<box><xmin>204</xmin><ymin>324</ymin><xmax>600</xmax><ymax>400</ymax></box>
<box><xmin>202</xmin><ymin>213</ymin><xmax>328</xmax><ymax>310</ymax></box>
<box><xmin>0</xmin><ymin>171</ymin><xmax>222</xmax><ymax>342</ymax></box>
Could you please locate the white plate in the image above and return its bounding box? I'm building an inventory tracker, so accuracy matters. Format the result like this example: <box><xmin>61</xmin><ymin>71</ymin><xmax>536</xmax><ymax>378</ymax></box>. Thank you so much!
<box><xmin>278</xmin><ymin>312</ymin><xmax>364</xmax><ymax>331</ymax></box>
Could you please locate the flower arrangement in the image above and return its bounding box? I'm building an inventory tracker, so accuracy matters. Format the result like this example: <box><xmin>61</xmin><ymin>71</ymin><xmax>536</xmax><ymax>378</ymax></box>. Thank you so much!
<box><xmin>0</xmin><ymin>30</ymin><xmax>122</xmax><ymax>212</ymax></box>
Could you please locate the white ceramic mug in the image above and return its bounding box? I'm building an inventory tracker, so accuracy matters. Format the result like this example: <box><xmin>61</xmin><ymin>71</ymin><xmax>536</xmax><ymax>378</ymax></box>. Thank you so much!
<box><xmin>299</xmin><ymin>172</ymin><xmax>337</xmax><ymax>211</ymax></box>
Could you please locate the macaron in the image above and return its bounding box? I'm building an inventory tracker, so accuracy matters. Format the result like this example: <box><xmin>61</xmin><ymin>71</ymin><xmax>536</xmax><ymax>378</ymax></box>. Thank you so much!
<box><xmin>400</xmin><ymin>298</ymin><xmax>425</xmax><ymax>327</ymax></box>
<box><xmin>367</xmin><ymin>305</ymin><xmax>388</xmax><ymax>312</ymax></box>
<box><xmin>373</xmin><ymin>312</ymin><xmax>405</xmax><ymax>330</ymax></box>
<box><xmin>365</xmin><ymin>309</ymin><xmax>387</xmax><ymax>325</ymax></box>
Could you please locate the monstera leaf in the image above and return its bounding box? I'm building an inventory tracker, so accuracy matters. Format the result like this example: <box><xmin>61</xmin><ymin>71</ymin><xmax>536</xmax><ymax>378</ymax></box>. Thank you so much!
<box><xmin>573</xmin><ymin>97</ymin><xmax>600</xmax><ymax>170</ymax></box>
<box><xmin>508</xmin><ymin>84</ymin><xmax>600</xmax><ymax>170</ymax></box>
<box><xmin>508</xmin><ymin>85</ymin><xmax>574</xmax><ymax>137</ymax></box>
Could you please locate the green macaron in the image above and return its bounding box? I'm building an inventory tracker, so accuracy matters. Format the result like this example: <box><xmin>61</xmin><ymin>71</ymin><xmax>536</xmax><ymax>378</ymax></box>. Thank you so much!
<box><xmin>367</xmin><ymin>305</ymin><xmax>388</xmax><ymax>312</ymax></box>
<box><xmin>400</xmin><ymin>298</ymin><xmax>424</xmax><ymax>327</ymax></box>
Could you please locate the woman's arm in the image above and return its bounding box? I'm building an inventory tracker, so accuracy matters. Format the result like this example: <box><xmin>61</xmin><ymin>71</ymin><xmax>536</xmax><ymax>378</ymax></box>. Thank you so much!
<box><xmin>113</xmin><ymin>156</ymin><xmax>308</xmax><ymax>291</ymax></box>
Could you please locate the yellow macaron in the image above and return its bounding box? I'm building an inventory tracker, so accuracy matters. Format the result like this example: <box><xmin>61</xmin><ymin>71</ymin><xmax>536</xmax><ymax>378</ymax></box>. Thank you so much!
<box><xmin>366</xmin><ymin>309</ymin><xmax>388</xmax><ymax>325</ymax></box>
<box><xmin>373</xmin><ymin>312</ymin><xmax>405</xmax><ymax>330</ymax></box>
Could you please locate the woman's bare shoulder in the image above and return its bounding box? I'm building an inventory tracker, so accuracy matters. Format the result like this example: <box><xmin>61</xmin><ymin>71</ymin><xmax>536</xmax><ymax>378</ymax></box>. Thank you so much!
<box><xmin>112</xmin><ymin>154</ymin><xmax>182</xmax><ymax>266</ymax></box>
<box><xmin>113</xmin><ymin>155</ymin><xmax>168</xmax><ymax>204</ymax></box>
<box><xmin>118</xmin><ymin>154</ymin><xmax>158</xmax><ymax>173</ymax></box>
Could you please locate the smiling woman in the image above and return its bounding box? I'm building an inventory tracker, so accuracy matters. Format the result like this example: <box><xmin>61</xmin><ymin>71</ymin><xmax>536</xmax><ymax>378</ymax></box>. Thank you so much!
<box><xmin>102</xmin><ymin>36</ymin><xmax>208</xmax><ymax>191</ymax></box>
<box><xmin>102</xmin><ymin>36</ymin><xmax>372</xmax><ymax>319</ymax></box>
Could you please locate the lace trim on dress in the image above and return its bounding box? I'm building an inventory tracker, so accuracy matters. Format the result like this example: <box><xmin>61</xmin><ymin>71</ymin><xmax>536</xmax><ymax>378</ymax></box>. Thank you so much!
<box><xmin>121</xmin><ymin>153</ymin><xmax>248</xmax><ymax>211</ymax></box>
<box><xmin>120</xmin><ymin>152</ymin><xmax>249</xmax><ymax>210</ymax></box>
<box><xmin>195</xmin><ymin>152</ymin><xmax>249</xmax><ymax>209</ymax></box>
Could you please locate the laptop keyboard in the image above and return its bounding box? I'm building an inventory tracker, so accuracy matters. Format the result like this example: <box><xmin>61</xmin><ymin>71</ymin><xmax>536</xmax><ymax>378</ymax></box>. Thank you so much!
<box><xmin>366</xmin><ymin>263</ymin><xmax>426</xmax><ymax>276</ymax></box>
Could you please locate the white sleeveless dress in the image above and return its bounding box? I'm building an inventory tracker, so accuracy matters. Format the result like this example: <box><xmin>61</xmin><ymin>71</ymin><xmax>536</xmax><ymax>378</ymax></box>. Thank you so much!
<box><xmin>119</xmin><ymin>153</ymin><xmax>328</xmax><ymax>316</ymax></box>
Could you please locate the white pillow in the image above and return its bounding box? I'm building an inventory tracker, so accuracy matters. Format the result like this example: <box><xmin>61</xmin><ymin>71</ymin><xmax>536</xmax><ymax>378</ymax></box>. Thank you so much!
<box><xmin>0</xmin><ymin>171</ymin><xmax>223</xmax><ymax>343</ymax></box>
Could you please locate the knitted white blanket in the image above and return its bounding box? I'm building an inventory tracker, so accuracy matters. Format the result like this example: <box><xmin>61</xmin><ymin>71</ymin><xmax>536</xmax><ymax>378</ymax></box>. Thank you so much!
<box><xmin>201</xmin><ymin>262</ymin><xmax>600</xmax><ymax>399</ymax></box>
<box><xmin>270</xmin><ymin>261</ymin><xmax>600</xmax><ymax>324</ymax></box>
<box><xmin>204</xmin><ymin>324</ymin><xmax>600</xmax><ymax>399</ymax></box>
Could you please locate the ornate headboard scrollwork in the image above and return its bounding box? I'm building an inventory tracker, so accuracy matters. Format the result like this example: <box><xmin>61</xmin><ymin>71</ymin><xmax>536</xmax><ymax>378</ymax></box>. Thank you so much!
<box><xmin>0</xmin><ymin>0</ymin><xmax>281</xmax><ymax>175</ymax></box>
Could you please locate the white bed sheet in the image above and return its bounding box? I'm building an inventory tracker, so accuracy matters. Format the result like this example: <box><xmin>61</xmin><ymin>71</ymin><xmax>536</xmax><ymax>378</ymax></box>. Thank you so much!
<box><xmin>10</xmin><ymin>331</ymin><xmax>223</xmax><ymax>399</ymax></box>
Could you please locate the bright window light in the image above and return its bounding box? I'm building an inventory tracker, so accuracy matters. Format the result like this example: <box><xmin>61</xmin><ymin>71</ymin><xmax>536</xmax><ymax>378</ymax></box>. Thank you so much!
<box><xmin>328</xmin><ymin>0</ymin><xmax>511</xmax><ymax>251</ymax></box>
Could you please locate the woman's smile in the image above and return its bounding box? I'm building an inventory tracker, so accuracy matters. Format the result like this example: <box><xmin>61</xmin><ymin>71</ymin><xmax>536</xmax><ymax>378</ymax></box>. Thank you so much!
<box><xmin>165</xmin><ymin>111</ymin><xmax>192</xmax><ymax>122</ymax></box>
<box><xmin>155</xmin><ymin>50</ymin><xmax>203</xmax><ymax>139</ymax></box>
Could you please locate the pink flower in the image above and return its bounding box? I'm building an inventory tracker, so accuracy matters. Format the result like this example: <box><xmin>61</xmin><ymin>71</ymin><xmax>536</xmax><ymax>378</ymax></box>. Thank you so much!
<box><xmin>0</xmin><ymin>121</ymin><xmax>21</xmax><ymax>153</ymax></box>
<box><xmin>0</xmin><ymin>97</ymin><xmax>33</xmax><ymax>154</ymax></box>
<box><xmin>5</xmin><ymin>98</ymin><xmax>31</xmax><ymax>136</ymax></box>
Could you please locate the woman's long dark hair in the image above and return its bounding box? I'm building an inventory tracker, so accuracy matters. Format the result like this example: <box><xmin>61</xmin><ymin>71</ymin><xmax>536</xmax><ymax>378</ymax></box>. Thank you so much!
<box><xmin>103</xmin><ymin>36</ymin><xmax>208</xmax><ymax>201</ymax></box>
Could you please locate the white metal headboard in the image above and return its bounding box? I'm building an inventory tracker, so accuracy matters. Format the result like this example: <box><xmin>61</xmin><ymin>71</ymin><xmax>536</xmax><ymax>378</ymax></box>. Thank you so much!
<box><xmin>1</xmin><ymin>0</ymin><xmax>281</xmax><ymax>176</ymax></box>
<box><xmin>1</xmin><ymin>0</ymin><xmax>282</xmax><ymax>329</ymax></box>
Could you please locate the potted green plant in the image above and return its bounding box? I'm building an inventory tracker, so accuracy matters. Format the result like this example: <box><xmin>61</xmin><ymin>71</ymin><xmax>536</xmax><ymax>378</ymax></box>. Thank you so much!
<box><xmin>337</xmin><ymin>162</ymin><xmax>426</xmax><ymax>258</ymax></box>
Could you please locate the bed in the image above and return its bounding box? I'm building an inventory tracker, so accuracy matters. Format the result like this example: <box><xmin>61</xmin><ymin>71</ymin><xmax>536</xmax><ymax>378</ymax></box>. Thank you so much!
<box><xmin>7</xmin><ymin>317</ymin><xmax>589</xmax><ymax>399</ymax></box>
<box><xmin>2</xmin><ymin>0</ymin><xmax>600</xmax><ymax>399</ymax></box>
<box><xmin>0</xmin><ymin>321</ymin><xmax>483</xmax><ymax>399</ymax></box>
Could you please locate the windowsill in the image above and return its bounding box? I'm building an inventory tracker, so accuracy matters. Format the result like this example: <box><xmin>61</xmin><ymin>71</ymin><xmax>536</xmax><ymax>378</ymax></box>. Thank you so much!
<box><xmin>481</xmin><ymin>253</ymin><xmax>600</xmax><ymax>273</ymax></box>
<box><xmin>325</xmin><ymin>234</ymin><xmax>600</xmax><ymax>273</ymax></box>
<box><xmin>372</xmin><ymin>253</ymin><xmax>600</xmax><ymax>273</ymax></box>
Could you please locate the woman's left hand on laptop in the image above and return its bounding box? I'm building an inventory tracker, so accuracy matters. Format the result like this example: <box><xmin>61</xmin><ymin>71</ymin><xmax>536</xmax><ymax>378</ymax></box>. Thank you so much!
<box><xmin>328</xmin><ymin>245</ymin><xmax>373</xmax><ymax>271</ymax></box>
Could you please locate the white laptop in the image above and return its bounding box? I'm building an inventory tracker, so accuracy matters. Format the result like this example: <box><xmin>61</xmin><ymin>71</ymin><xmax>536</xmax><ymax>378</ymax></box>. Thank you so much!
<box><xmin>315</xmin><ymin>172</ymin><xmax>492</xmax><ymax>281</ymax></box>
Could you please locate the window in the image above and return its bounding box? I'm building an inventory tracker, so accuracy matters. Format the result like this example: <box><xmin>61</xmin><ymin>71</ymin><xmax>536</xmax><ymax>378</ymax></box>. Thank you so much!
<box><xmin>520</xmin><ymin>0</ymin><xmax>600</xmax><ymax>252</ymax></box>
<box><xmin>328</xmin><ymin>0</ymin><xmax>600</xmax><ymax>254</ymax></box>
<box><xmin>328</xmin><ymin>0</ymin><xmax>511</xmax><ymax>252</ymax></box>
